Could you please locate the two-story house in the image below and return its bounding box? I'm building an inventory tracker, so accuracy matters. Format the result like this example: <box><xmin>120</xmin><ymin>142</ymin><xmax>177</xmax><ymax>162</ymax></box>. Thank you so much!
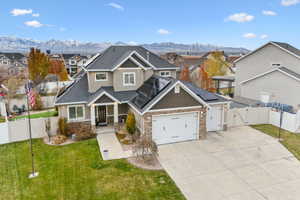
<box><xmin>55</xmin><ymin>46</ymin><xmax>228</xmax><ymax>145</ymax></box>
<box><xmin>234</xmin><ymin>41</ymin><xmax>300</xmax><ymax>109</ymax></box>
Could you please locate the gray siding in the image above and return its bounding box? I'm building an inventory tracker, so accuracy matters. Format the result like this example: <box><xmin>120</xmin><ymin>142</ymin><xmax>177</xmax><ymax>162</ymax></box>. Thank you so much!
<box><xmin>235</xmin><ymin>43</ymin><xmax>300</xmax><ymax>96</ymax></box>
<box><xmin>151</xmin><ymin>86</ymin><xmax>202</xmax><ymax>110</ymax></box>
<box><xmin>113</xmin><ymin>68</ymin><xmax>144</xmax><ymax>91</ymax></box>
<box><xmin>58</xmin><ymin>104</ymin><xmax>91</xmax><ymax>121</ymax></box>
<box><xmin>88</xmin><ymin>72</ymin><xmax>113</xmax><ymax>93</ymax></box>
<box><xmin>240</xmin><ymin>70</ymin><xmax>300</xmax><ymax>108</ymax></box>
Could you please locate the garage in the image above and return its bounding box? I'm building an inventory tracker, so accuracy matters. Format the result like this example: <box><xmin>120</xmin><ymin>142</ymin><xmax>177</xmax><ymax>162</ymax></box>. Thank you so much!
<box><xmin>152</xmin><ymin>112</ymin><xmax>199</xmax><ymax>145</ymax></box>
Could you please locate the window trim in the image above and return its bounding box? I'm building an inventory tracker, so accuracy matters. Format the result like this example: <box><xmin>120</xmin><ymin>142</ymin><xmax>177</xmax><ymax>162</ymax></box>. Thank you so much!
<box><xmin>159</xmin><ymin>71</ymin><xmax>171</xmax><ymax>77</ymax></box>
<box><xmin>67</xmin><ymin>105</ymin><xmax>85</xmax><ymax>121</ymax></box>
<box><xmin>95</xmin><ymin>72</ymin><xmax>108</xmax><ymax>81</ymax></box>
<box><xmin>123</xmin><ymin>72</ymin><xmax>136</xmax><ymax>86</ymax></box>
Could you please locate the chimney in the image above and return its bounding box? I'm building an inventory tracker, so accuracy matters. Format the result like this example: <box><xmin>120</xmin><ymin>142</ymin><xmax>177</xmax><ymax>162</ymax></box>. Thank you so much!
<box><xmin>146</xmin><ymin>51</ymin><xmax>150</xmax><ymax>61</ymax></box>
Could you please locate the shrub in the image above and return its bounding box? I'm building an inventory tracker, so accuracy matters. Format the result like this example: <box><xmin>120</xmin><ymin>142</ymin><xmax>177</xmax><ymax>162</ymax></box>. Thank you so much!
<box><xmin>58</xmin><ymin>117</ymin><xmax>68</xmax><ymax>136</ymax></box>
<box><xmin>52</xmin><ymin>135</ymin><xmax>67</xmax><ymax>145</ymax></box>
<box><xmin>126</xmin><ymin>112</ymin><xmax>136</xmax><ymax>136</ymax></box>
<box><xmin>67</xmin><ymin>122</ymin><xmax>96</xmax><ymax>141</ymax></box>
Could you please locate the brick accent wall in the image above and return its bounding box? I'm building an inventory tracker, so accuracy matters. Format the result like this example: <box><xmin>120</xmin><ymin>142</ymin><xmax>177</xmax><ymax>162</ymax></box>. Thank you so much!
<box><xmin>143</xmin><ymin>107</ymin><xmax>207</xmax><ymax>141</ymax></box>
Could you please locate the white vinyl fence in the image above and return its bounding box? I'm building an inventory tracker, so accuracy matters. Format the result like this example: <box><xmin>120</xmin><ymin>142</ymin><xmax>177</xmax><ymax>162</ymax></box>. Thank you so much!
<box><xmin>0</xmin><ymin>117</ymin><xmax>58</xmax><ymax>145</ymax></box>
<box><xmin>228</xmin><ymin>107</ymin><xmax>300</xmax><ymax>133</ymax></box>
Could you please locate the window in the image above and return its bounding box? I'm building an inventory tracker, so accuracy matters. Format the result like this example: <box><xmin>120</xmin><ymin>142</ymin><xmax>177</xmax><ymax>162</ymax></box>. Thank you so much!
<box><xmin>159</xmin><ymin>71</ymin><xmax>171</xmax><ymax>77</ymax></box>
<box><xmin>95</xmin><ymin>72</ymin><xmax>108</xmax><ymax>81</ymax></box>
<box><xmin>123</xmin><ymin>72</ymin><xmax>136</xmax><ymax>86</ymax></box>
<box><xmin>68</xmin><ymin>105</ymin><xmax>84</xmax><ymax>121</ymax></box>
<box><xmin>69</xmin><ymin>59</ymin><xmax>77</xmax><ymax>65</ymax></box>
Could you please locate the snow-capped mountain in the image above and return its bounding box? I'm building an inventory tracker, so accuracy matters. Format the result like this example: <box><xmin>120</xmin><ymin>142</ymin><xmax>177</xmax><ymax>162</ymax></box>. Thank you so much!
<box><xmin>0</xmin><ymin>36</ymin><xmax>249</xmax><ymax>54</ymax></box>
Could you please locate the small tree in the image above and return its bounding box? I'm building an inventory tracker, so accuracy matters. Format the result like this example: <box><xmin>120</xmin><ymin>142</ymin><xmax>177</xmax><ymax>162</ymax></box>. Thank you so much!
<box><xmin>32</xmin><ymin>93</ymin><xmax>43</xmax><ymax>111</ymax></box>
<box><xmin>58</xmin><ymin>117</ymin><xmax>68</xmax><ymax>136</ymax></box>
<box><xmin>133</xmin><ymin>134</ymin><xmax>158</xmax><ymax>161</ymax></box>
<box><xmin>126</xmin><ymin>112</ymin><xmax>136</xmax><ymax>139</ymax></box>
<box><xmin>179</xmin><ymin>66</ymin><xmax>191</xmax><ymax>82</ymax></box>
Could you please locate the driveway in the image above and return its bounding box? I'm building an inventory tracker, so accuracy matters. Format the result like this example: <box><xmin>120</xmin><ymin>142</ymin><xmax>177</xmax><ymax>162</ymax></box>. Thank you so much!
<box><xmin>158</xmin><ymin>126</ymin><xmax>300</xmax><ymax>200</ymax></box>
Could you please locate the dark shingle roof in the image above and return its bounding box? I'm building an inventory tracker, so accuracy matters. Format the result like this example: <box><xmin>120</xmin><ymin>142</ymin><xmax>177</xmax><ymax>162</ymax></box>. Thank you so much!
<box><xmin>272</xmin><ymin>42</ymin><xmax>300</xmax><ymax>57</ymax></box>
<box><xmin>86</xmin><ymin>46</ymin><xmax>178</xmax><ymax>70</ymax></box>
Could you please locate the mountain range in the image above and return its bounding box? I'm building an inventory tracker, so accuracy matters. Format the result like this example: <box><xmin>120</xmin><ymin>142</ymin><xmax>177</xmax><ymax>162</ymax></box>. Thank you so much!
<box><xmin>0</xmin><ymin>36</ymin><xmax>249</xmax><ymax>55</ymax></box>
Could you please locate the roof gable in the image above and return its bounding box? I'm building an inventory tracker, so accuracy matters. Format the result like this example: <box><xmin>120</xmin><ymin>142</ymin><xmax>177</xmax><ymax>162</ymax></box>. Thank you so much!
<box><xmin>235</xmin><ymin>42</ymin><xmax>300</xmax><ymax>63</ymax></box>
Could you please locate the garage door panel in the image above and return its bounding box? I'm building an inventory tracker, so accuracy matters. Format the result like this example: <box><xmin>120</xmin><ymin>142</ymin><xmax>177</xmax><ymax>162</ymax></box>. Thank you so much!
<box><xmin>152</xmin><ymin>112</ymin><xmax>199</xmax><ymax>145</ymax></box>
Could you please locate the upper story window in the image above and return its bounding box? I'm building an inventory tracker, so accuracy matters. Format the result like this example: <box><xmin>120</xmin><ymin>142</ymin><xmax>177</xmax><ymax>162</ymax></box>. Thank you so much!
<box><xmin>95</xmin><ymin>72</ymin><xmax>108</xmax><ymax>81</ymax></box>
<box><xmin>159</xmin><ymin>71</ymin><xmax>171</xmax><ymax>77</ymax></box>
<box><xmin>69</xmin><ymin>59</ymin><xmax>77</xmax><ymax>65</ymax></box>
<box><xmin>123</xmin><ymin>72</ymin><xmax>136</xmax><ymax>86</ymax></box>
<box><xmin>68</xmin><ymin>105</ymin><xmax>85</xmax><ymax>121</ymax></box>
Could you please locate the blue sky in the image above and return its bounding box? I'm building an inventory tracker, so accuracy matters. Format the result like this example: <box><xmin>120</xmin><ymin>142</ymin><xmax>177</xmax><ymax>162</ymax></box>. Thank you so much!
<box><xmin>0</xmin><ymin>0</ymin><xmax>299</xmax><ymax>49</ymax></box>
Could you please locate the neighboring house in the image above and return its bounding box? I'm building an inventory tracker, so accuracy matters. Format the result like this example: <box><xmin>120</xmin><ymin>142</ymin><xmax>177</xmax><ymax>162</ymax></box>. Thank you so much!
<box><xmin>50</xmin><ymin>54</ymin><xmax>89</xmax><ymax>77</ymax></box>
<box><xmin>55</xmin><ymin>46</ymin><xmax>228</xmax><ymax>145</ymax></box>
<box><xmin>0</xmin><ymin>53</ymin><xmax>27</xmax><ymax>76</ymax></box>
<box><xmin>235</xmin><ymin>41</ymin><xmax>300</xmax><ymax>109</ymax></box>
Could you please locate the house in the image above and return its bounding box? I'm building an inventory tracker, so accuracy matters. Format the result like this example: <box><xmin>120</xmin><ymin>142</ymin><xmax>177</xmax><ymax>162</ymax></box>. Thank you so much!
<box><xmin>55</xmin><ymin>46</ymin><xmax>228</xmax><ymax>145</ymax></box>
<box><xmin>234</xmin><ymin>41</ymin><xmax>300</xmax><ymax>109</ymax></box>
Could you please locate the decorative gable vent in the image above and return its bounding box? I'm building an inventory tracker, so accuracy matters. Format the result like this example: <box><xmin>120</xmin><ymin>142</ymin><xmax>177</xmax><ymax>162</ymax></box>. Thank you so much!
<box><xmin>174</xmin><ymin>84</ymin><xmax>180</xmax><ymax>94</ymax></box>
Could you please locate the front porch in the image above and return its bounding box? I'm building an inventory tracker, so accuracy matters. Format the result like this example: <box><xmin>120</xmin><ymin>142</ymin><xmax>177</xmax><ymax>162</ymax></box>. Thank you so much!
<box><xmin>90</xmin><ymin>102</ymin><xmax>129</xmax><ymax>132</ymax></box>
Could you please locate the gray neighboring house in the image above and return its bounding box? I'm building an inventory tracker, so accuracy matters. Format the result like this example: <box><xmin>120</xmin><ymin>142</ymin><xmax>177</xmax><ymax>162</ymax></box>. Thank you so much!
<box><xmin>234</xmin><ymin>41</ymin><xmax>300</xmax><ymax>109</ymax></box>
<box><xmin>55</xmin><ymin>46</ymin><xmax>228</xmax><ymax>145</ymax></box>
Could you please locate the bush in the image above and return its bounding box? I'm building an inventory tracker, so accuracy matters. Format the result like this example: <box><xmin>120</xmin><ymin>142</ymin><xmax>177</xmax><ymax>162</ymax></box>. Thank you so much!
<box><xmin>52</xmin><ymin>135</ymin><xmax>67</xmax><ymax>145</ymax></box>
<box><xmin>58</xmin><ymin>117</ymin><xmax>68</xmax><ymax>136</ymax></box>
<box><xmin>126</xmin><ymin>112</ymin><xmax>136</xmax><ymax>136</ymax></box>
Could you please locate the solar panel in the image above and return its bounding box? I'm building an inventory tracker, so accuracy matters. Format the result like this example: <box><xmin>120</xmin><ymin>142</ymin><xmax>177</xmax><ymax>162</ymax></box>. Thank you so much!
<box><xmin>184</xmin><ymin>82</ymin><xmax>218</xmax><ymax>101</ymax></box>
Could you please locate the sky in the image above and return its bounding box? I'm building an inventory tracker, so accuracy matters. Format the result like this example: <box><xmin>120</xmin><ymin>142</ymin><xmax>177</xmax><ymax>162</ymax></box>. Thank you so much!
<box><xmin>0</xmin><ymin>0</ymin><xmax>299</xmax><ymax>49</ymax></box>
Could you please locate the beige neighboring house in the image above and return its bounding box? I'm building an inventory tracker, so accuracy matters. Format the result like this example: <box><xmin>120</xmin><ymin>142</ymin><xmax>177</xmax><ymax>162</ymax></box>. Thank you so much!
<box><xmin>234</xmin><ymin>41</ymin><xmax>300</xmax><ymax>109</ymax></box>
<box><xmin>55</xmin><ymin>46</ymin><xmax>228</xmax><ymax>145</ymax></box>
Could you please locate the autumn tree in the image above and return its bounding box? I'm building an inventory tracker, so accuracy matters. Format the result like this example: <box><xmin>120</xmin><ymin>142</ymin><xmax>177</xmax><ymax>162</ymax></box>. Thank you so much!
<box><xmin>28</xmin><ymin>48</ymin><xmax>51</xmax><ymax>87</ymax></box>
<box><xmin>203</xmin><ymin>51</ymin><xmax>229</xmax><ymax>77</ymax></box>
<box><xmin>126</xmin><ymin>112</ymin><xmax>136</xmax><ymax>141</ymax></box>
<box><xmin>179</xmin><ymin>66</ymin><xmax>191</xmax><ymax>82</ymax></box>
<box><xmin>49</xmin><ymin>60</ymin><xmax>69</xmax><ymax>81</ymax></box>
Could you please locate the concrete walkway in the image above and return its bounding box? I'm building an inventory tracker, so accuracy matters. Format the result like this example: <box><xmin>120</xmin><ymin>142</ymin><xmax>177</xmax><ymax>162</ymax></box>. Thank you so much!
<box><xmin>158</xmin><ymin>126</ymin><xmax>300</xmax><ymax>200</ymax></box>
<box><xmin>97</xmin><ymin>132</ymin><xmax>132</xmax><ymax>160</ymax></box>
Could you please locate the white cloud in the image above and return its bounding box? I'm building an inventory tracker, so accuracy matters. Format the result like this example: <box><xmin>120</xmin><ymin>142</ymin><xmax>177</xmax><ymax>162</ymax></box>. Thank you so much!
<box><xmin>226</xmin><ymin>13</ymin><xmax>254</xmax><ymax>23</ymax></box>
<box><xmin>243</xmin><ymin>33</ymin><xmax>257</xmax><ymax>38</ymax></box>
<box><xmin>59</xmin><ymin>27</ymin><xmax>67</xmax><ymax>32</ymax></box>
<box><xmin>32</xmin><ymin>13</ymin><xmax>40</xmax><ymax>17</ymax></box>
<box><xmin>157</xmin><ymin>29</ymin><xmax>171</xmax><ymax>35</ymax></box>
<box><xmin>262</xmin><ymin>10</ymin><xmax>277</xmax><ymax>16</ymax></box>
<box><xmin>11</xmin><ymin>8</ymin><xmax>32</xmax><ymax>16</ymax></box>
<box><xmin>261</xmin><ymin>34</ymin><xmax>269</xmax><ymax>39</ymax></box>
<box><xmin>281</xmin><ymin>0</ymin><xmax>300</xmax><ymax>6</ymax></box>
<box><xmin>107</xmin><ymin>3</ymin><xmax>124</xmax><ymax>11</ymax></box>
<box><xmin>127</xmin><ymin>41</ymin><xmax>138</xmax><ymax>45</ymax></box>
<box><xmin>24</xmin><ymin>20</ymin><xmax>43</xmax><ymax>28</ymax></box>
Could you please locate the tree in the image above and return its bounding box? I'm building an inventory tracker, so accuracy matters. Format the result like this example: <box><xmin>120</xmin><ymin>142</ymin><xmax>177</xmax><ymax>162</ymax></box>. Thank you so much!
<box><xmin>28</xmin><ymin>48</ymin><xmax>51</xmax><ymax>87</ymax></box>
<box><xmin>179</xmin><ymin>66</ymin><xmax>191</xmax><ymax>82</ymax></box>
<box><xmin>133</xmin><ymin>134</ymin><xmax>158</xmax><ymax>162</ymax></box>
<box><xmin>126</xmin><ymin>112</ymin><xmax>136</xmax><ymax>138</ymax></box>
<box><xmin>49</xmin><ymin>60</ymin><xmax>69</xmax><ymax>81</ymax></box>
<box><xmin>32</xmin><ymin>92</ymin><xmax>43</xmax><ymax>111</ymax></box>
<box><xmin>203</xmin><ymin>51</ymin><xmax>229</xmax><ymax>77</ymax></box>
<box><xmin>2</xmin><ymin>75</ymin><xmax>25</xmax><ymax>113</ymax></box>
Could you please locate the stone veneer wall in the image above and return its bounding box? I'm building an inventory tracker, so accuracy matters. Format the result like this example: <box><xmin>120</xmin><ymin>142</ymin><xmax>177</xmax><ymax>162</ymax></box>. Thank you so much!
<box><xmin>143</xmin><ymin>107</ymin><xmax>207</xmax><ymax>140</ymax></box>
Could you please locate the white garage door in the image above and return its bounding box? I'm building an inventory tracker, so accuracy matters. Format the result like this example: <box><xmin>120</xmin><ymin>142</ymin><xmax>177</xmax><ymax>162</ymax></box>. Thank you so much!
<box><xmin>206</xmin><ymin>106</ymin><xmax>223</xmax><ymax>132</ymax></box>
<box><xmin>152</xmin><ymin>112</ymin><xmax>199</xmax><ymax>145</ymax></box>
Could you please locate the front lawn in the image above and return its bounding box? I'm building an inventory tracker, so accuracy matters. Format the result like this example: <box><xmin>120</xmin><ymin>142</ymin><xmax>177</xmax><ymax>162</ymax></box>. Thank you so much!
<box><xmin>251</xmin><ymin>124</ymin><xmax>300</xmax><ymax>160</ymax></box>
<box><xmin>9</xmin><ymin>110</ymin><xmax>58</xmax><ymax>120</ymax></box>
<box><xmin>0</xmin><ymin>139</ymin><xmax>185</xmax><ymax>200</ymax></box>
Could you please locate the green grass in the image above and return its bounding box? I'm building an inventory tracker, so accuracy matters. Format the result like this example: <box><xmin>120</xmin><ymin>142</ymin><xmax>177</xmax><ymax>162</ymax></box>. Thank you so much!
<box><xmin>251</xmin><ymin>124</ymin><xmax>300</xmax><ymax>160</ymax></box>
<box><xmin>0</xmin><ymin>116</ymin><xmax>5</xmax><ymax>123</ymax></box>
<box><xmin>0</xmin><ymin>139</ymin><xmax>185</xmax><ymax>200</ymax></box>
<box><xmin>10</xmin><ymin>111</ymin><xmax>58</xmax><ymax>120</ymax></box>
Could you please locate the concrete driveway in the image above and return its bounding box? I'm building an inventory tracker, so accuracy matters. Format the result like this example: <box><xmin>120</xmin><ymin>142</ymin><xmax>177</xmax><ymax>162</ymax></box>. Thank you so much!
<box><xmin>158</xmin><ymin>126</ymin><xmax>300</xmax><ymax>200</ymax></box>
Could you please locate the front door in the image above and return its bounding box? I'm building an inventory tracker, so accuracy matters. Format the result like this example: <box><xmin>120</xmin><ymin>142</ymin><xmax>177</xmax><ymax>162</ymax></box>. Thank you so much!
<box><xmin>96</xmin><ymin>106</ymin><xmax>107</xmax><ymax>126</ymax></box>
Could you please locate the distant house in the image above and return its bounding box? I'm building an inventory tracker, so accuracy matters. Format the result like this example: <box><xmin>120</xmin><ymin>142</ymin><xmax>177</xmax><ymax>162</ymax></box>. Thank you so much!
<box><xmin>235</xmin><ymin>41</ymin><xmax>300</xmax><ymax>109</ymax></box>
<box><xmin>0</xmin><ymin>53</ymin><xmax>27</xmax><ymax>76</ymax></box>
<box><xmin>49</xmin><ymin>54</ymin><xmax>89</xmax><ymax>77</ymax></box>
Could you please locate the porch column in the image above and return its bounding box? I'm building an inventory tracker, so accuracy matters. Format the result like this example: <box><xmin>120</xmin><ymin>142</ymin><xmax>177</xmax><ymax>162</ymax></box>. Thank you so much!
<box><xmin>91</xmin><ymin>105</ymin><xmax>96</xmax><ymax>126</ymax></box>
<box><xmin>113</xmin><ymin>102</ymin><xmax>119</xmax><ymax>123</ymax></box>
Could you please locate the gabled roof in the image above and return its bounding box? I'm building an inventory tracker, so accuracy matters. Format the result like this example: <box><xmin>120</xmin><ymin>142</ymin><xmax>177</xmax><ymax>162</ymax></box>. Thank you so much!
<box><xmin>240</xmin><ymin>66</ymin><xmax>300</xmax><ymax>84</ymax></box>
<box><xmin>85</xmin><ymin>46</ymin><xmax>178</xmax><ymax>71</ymax></box>
<box><xmin>235</xmin><ymin>41</ymin><xmax>300</xmax><ymax>63</ymax></box>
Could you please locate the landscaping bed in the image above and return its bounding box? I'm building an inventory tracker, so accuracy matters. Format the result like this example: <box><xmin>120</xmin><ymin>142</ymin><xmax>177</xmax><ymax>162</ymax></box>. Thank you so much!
<box><xmin>0</xmin><ymin>138</ymin><xmax>185</xmax><ymax>200</ymax></box>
